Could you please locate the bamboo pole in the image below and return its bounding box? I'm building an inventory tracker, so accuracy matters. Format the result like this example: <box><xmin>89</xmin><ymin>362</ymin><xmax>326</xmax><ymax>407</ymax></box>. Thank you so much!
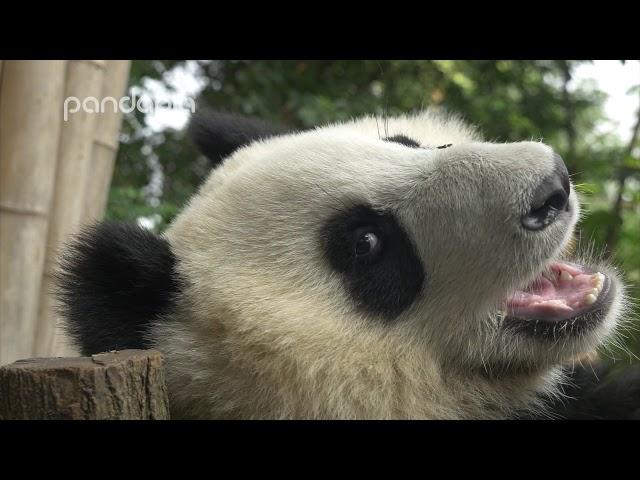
<box><xmin>82</xmin><ymin>60</ymin><xmax>131</xmax><ymax>222</ymax></box>
<box><xmin>33</xmin><ymin>60</ymin><xmax>106</xmax><ymax>357</ymax></box>
<box><xmin>0</xmin><ymin>61</ymin><xmax>67</xmax><ymax>365</ymax></box>
<box><xmin>53</xmin><ymin>60</ymin><xmax>131</xmax><ymax>357</ymax></box>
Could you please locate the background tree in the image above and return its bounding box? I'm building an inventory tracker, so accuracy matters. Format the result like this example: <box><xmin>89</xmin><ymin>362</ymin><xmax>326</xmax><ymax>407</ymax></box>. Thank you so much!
<box><xmin>109</xmin><ymin>60</ymin><xmax>640</xmax><ymax>360</ymax></box>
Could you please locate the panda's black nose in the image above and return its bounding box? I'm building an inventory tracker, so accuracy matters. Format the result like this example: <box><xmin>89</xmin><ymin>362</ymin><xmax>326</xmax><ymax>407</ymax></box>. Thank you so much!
<box><xmin>521</xmin><ymin>153</ymin><xmax>571</xmax><ymax>231</ymax></box>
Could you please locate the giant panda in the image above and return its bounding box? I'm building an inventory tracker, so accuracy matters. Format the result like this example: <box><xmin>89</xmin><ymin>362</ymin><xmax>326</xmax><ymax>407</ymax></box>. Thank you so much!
<box><xmin>56</xmin><ymin>109</ymin><xmax>636</xmax><ymax>419</ymax></box>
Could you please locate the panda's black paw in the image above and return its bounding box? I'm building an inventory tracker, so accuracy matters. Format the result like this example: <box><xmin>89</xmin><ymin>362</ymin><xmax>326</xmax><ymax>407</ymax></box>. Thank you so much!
<box><xmin>541</xmin><ymin>360</ymin><xmax>640</xmax><ymax>420</ymax></box>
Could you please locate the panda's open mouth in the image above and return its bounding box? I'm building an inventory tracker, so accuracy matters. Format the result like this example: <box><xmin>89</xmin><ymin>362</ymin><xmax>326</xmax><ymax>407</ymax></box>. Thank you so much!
<box><xmin>502</xmin><ymin>261</ymin><xmax>614</xmax><ymax>339</ymax></box>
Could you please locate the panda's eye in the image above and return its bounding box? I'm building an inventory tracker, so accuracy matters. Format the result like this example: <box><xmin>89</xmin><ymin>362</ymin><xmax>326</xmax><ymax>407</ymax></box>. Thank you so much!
<box><xmin>354</xmin><ymin>228</ymin><xmax>382</xmax><ymax>258</ymax></box>
<box><xmin>322</xmin><ymin>205</ymin><xmax>425</xmax><ymax>320</ymax></box>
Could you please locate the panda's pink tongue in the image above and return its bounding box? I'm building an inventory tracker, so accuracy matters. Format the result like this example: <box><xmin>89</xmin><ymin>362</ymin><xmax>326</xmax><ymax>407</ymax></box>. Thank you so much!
<box><xmin>505</xmin><ymin>262</ymin><xmax>606</xmax><ymax>321</ymax></box>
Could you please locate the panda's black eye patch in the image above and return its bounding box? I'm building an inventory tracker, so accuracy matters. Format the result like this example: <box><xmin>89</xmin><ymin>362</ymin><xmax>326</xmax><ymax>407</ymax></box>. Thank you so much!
<box><xmin>384</xmin><ymin>135</ymin><xmax>421</xmax><ymax>148</ymax></box>
<box><xmin>321</xmin><ymin>205</ymin><xmax>425</xmax><ymax>321</ymax></box>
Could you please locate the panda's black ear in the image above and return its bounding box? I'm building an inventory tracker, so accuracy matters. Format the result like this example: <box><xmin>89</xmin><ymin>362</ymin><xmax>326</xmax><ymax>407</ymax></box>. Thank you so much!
<box><xmin>56</xmin><ymin>221</ymin><xmax>183</xmax><ymax>356</ymax></box>
<box><xmin>188</xmin><ymin>109</ymin><xmax>290</xmax><ymax>167</ymax></box>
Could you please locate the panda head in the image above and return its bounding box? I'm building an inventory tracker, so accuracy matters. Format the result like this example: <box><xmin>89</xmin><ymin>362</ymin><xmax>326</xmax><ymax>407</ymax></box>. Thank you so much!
<box><xmin>58</xmin><ymin>109</ymin><xmax>627</xmax><ymax>418</ymax></box>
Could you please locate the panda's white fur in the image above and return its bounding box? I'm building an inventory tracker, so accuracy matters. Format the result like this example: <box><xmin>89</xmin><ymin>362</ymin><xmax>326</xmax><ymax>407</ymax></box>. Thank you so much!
<box><xmin>140</xmin><ymin>110</ymin><xmax>625</xmax><ymax>419</ymax></box>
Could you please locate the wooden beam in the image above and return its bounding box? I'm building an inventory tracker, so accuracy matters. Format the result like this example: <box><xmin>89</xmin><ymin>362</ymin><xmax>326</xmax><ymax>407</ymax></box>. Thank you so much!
<box><xmin>34</xmin><ymin>60</ymin><xmax>107</xmax><ymax>357</ymax></box>
<box><xmin>0</xmin><ymin>61</ymin><xmax>67</xmax><ymax>365</ymax></box>
<box><xmin>82</xmin><ymin>60</ymin><xmax>131</xmax><ymax>223</ymax></box>
<box><xmin>51</xmin><ymin>60</ymin><xmax>132</xmax><ymax>358</ymax></box>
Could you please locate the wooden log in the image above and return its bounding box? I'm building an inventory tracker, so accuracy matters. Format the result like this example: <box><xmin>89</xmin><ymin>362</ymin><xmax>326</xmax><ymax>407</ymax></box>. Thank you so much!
<box><xmin>0</xmin><ymin>60</ymin><xmax>67</xmax><ymax>365</ymax></box>
<box><xmin>34</xmin><ymin>60</ymin><xmax>107</xmax><ymax>358</ymax></box>
<box><xmin>0</xmin><ymin>350</ymin><xmax>170</xmax><ymax>420</ymax></box>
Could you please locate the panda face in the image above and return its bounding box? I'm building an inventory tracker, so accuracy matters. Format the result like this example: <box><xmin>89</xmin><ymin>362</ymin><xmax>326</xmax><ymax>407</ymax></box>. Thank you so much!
<box><xmin>164</xmin><ymin>113</ymin><xmax>622</xmax><ymax>389</ymax></box>
<box><xmin>60</xmin><ymin>110</ymin><xmax>626</xmax><ymax>418</ymax></box>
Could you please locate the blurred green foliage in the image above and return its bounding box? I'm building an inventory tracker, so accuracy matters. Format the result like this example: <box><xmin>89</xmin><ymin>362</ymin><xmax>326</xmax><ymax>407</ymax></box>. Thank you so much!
<box><xmin>109</xmin><ymin>60</ymin><xmax>639</xmax><ymax>359</ymax></box>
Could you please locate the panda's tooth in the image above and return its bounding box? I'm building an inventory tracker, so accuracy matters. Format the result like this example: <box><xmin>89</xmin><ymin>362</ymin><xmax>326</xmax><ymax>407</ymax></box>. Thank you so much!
<box><xmin>560</xmin><ymin>271</ymin><xmax>573</xmax><ymax>282</ymax></box>
<box><xmin>588</xmin><ymin>288</ymin><xmax>599</xmax><ymax>297</ymax></box>
<box><xmin>584</xmin><ymin>294</ymin><xmax>597</xmax><ymax>305</ymax></box>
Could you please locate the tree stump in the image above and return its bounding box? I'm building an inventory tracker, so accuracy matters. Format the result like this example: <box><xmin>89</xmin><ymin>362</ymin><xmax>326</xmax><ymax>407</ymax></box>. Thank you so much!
<box><xmin>0</xmin><ymin>349</ymin><xmax>170</xmax><ymax>419</ymax></box>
